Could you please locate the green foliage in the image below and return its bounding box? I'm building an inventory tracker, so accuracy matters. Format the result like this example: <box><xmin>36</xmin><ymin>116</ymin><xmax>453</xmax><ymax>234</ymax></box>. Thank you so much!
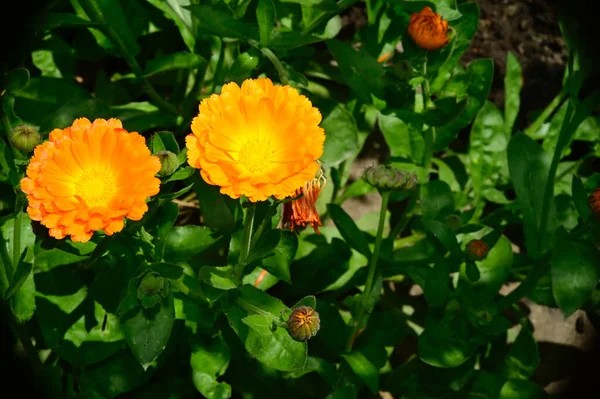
<box><xmin>1</xmin><ymin>0</ymin><xmax>598</xmax><ymax>397</ymax></box>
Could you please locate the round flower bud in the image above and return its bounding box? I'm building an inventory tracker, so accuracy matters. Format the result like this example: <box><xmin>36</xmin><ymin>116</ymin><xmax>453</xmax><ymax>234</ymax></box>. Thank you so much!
<box><xmin>408</xmin><ymin>7</ymin><xmax>450</xmax><ymax>51</ymax></box>
<box><xmin>465</xmin><ymin>239</ymin><xmax>489</xmax><ymax>261</ymax></box>
<box><xmin>393</xmin><ymin>60</ymin><xmax>413</xmax><ymax>79</ymax></box>
<box><xmin>286</xmin><ymin>306</ymin><xmax>320</xmax><ymax>342</ymax></box>
<box><xmin>10</xmin><ymin>124</ymin><xmax>40</xmax><ymax>152</ymax></box>
<box><xmin>362</xmin><ymin>164</ymin><xmax>418</xmax><ymax>191</ymax></box>
<box><xmin>589</xmin><ymin>186</ymin><xmax>600</xmax><ymax>216</ymax></box>
<box><xmin>155</xmin><ymin>150</ymin><xmax>179</xmax><ymax>176</ymax></box>
<box><xmin>139</xmin><ymin>272</ymin><xmax>164</xmax><ymax>296</ymax></box>
<box><xmin>445</xmin><ymin>215</ymin><xmax>463</xmax><ymax>232</ymax></box>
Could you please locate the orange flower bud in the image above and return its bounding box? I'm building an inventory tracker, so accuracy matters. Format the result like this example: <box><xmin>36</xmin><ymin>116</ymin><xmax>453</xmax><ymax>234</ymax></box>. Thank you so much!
<box><xmin>466</xmin><ymin>239</ymin><xmax>489</xmax><ymax>261</ymax></box>
<box><xmin>286</xmin><ymin>306</ymin><xmax>320</xmax><ymax>341</ymax></box>
<box><xmin>408</xmin><ymin>7</ymin><xmax>450</xmax><ymax>51</ymax></box>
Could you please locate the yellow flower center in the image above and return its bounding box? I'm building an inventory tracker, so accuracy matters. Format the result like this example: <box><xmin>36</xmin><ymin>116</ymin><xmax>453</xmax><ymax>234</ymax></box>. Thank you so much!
<box><xmin>76</xmin><ymin>167</ymin><xmax>116</xmax><ymax>207</ymax></box>
<box><xmin>238</xmin><ymin>140</ymin><xmax>271</xmax><ymax>173</ymax></box>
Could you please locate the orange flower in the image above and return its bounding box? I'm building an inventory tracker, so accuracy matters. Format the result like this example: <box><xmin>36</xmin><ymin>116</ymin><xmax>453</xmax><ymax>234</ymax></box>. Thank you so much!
<box><xmin>186</xmin><ymin>78</ymin><xmax>325</xmax><ymax>202</ymax></box>
<box><xmin>281</xmin><ymin>168</ymin><xmax>325</xmax><ymax>234</ymax></box>
<box><xmin>408</xmin><ymin>6</ymin><xmax>450</xmax><ymax>51</ymax></box>
<box><xmin>20</xmin><ymin>118</ymin><xmax>161</xmax><ymax>243</ymax></box>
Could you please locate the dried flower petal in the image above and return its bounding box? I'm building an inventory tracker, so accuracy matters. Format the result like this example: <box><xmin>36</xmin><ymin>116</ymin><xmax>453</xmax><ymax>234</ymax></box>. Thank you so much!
<box><xmin>282</xmin><ymin>167</ymin><xmax>325</xmax><ymax>234</ymax></box>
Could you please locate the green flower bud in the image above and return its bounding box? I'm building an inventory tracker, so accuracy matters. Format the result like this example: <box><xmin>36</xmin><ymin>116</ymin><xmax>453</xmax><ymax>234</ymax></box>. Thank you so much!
<box><xmin>140</xmin><ymin>272</ymin><xmax>164</xmax><ymax>296</ymax></box>
<box><xmin>465</xmin><ymin>239</ymin><xmax>489</xmax><ymax>261</ymax></box>
<box><xmin>155</xmin><ymin>150</ymin><xmax>178</xmax><ymax>176</ymax></box>
<box><xmin>142</xmin><ymin>294</ymin><xmax>162</xmax><ymax>309</ymax></box>
<box><xmin>10</xmin><ymin>124</ymin><xmax>40</xmax><ymax>152</ymax></box>
<box><xmin>445</xmin><ymin>215</ymin><xmax>463</xmax><ymax>232</ymax></box>
<box><xmin>286</xmin><ymin>306</ymin><xmax>320</xmax><ymax>341</ymax></box>
<box><xmin>362</xmin><ymin>164</ymin><xmax>418</xmax><ymax>191</ymax></box>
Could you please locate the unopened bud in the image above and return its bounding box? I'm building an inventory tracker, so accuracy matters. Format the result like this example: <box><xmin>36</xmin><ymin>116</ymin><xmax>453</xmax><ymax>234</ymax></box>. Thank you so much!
<box><xmin>286</xmin><ymin>306</ymin><xmax>320</xmax><ymax>341</ymax></box>
<box><xmin>155</xmin><ymin>150</ymin><xmax>178</xmax><ymax>176</ymax></box>
<box><xmin>10</xmin><ymin>124</ymin><xmax>40</xmax><ymax>152</ymax></box>
<box><xmin>465</xmin><ymin>239</ymin><xmax>489</xmax><ymax>261</ymax></box>
<box><xmin>138</xmin><ymin>272</ymin><xmax>163</xmax><ymax>297</ymax></box>
<box><xmin>363</xmin><ymin>164</ymin><xmax>418</xmax><ymax>191</ymax></box>
<box><xmin>445</xmin><ymin>215</ymin><xmax>463</xmax><ymax>232</ymax></box>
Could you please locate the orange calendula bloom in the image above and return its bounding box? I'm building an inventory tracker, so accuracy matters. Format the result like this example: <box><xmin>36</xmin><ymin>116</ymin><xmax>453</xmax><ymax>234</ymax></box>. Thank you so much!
<box><xmin>282</xmin><ymin>168</ymin><xmax>325</xmax><ymax>234</ymax></box>
<box><xmin>186</xmin><ymin>78</ymin><xmax>325</xmax><ymax>202</ymax></box>
<box><xmin>408</xmin><ymin>6</ymin><xmax>450</xmax><ymax>51</ymax></box>
<box><xmin>20</xmin><ymin>118</ymin><xmax>161</xmax><ymax>243</ymax></box>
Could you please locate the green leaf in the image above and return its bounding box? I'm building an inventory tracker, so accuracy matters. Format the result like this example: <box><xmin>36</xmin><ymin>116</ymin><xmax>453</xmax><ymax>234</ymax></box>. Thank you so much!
<box><xmin>499</xmin><ymin>379</ymin><xmax>545</xmax><ymax>399</ymax></box>
<box><xmin>318</xmin><ymin>101</ymin><xmax>360</xmax><ymax>167</ymax></box>
<box><xmin>551</xmin><ymin>238</ymin><xmax>599</xmax><ymax>317</ymax></box>
<box><xmin>41</xmin><ymin>12</ymin><xmax>102</xmax><ymax>30</ymax></box>
<box><xmin>420</xmin><ymin>180</ymin><xmax>455</xmax><ymax>220</ymax></box>
<box><xmin>507</xmin><ymin>133</ymin><xmax>553</xmax><ymax>258</ymax></box>
<box><xmin>378</xmin><ymin>111</ymin><xmax>425</xmax><ymax>163</ymax></box>
<box><xmin>469</xmin><ymin>101</ymin><xmax>509</xmax><ymax>211</ymax></box>
<box><xmin>190</xmin><ymin>333</ymin><xmax>231</xmax><ymax>399</ymax></box>
<box><xmin>187</xmin><ymin>4</ymin><xmax>258</xmax><ymax>40</ymax></box>
<box><xmin>421</xmin><ymin>219</ymin><xmax>461</xmax><ymax>257</ymax></box>
<box><xmin>422</xmin><ymin>97</ymin><xmax>468</xmax><ymax>127</ymax></box>
<box><xmin>226</xmin><ymin>286</ymin><xmax>305</xmax><ymax>371</ymax></box>
<box><xmin>1</xmin><ymin>67</ymin><xmax>30</xmax><ymax>92</ymax></box>
<box><xmin>499</xmin><ymin>326</ymin><xmax>539</xmax><ymax>380</ymax></box>
<box><xmin>257</xmin><ymin>0</ymin><xmax>275</xmax><ymax>47</ymax></box>
<box><xmin>146</xmin><ymin>0</ymin><xmax>195</xmax><ymax>52</ymax></box>
<box><xmin>144</xmin><ymin>52</ymin><xmax>206</xmax><ymax>78</ymax></box>
<box><xmin>436</xmin><ymin>58</ymin><xmax>493</xmax><ymax>150</ymax></box>
<box><xmin>572</xmin><ymin>175</ymin><xmax>591</xmax><ymax>221</ymax></box>
<box><xmin>259</xmin><ymin>230</ymin><xmax>296</xmax><ymax>284</ymax></box>
<box><xmin>152</xmin><ymin>201</ymin><xmax>178</xmax><ymax>262</ymax></box>
<box><xmin>424</xmin><ymin>260</ymin><xmax>450</xmax><ymax>308</ymax></box>
<box><xmin>341</xmin><ymin>351</ymin><xmax>379</xmax><ymax>394</ymax></box>
<box><xmin>504</xmin><ymin>52</ymin><xmax>522</xmax><ymax>135</ymax></box>
<box><xmin>193</xmin><ymin>175</ymin><xmax>238</xmax><ymax>232</ymax></box>
<box><xmin>79</xmin><ymin>0</ymin><xmax>141</xmax><ymax>56</ymax></box>
<box><xmin>460</xmin><ymin>235</ymin><xmax>513</xmax><ymax>302</ymax></box>
<box><xmin>163</xmin><ymin>166</ymin><xmax>195</xmax><ymax>183</ymax></box>
<box><xmin>0</xmin><ymin>213</ymin><xmax>35</xmax><ymax>299</ymax></box>
<box><xmin>269</xmin><ymin>31</ymin><xmax>325</xmax><ymax>50</ymax></box>
<box><xmin>247</xmin><ymin>229</ymin><xmax>281</xmax><ymax>264</ymax></box>
<box><xmin>419</xmin><ymin>313</ymin><xmax>476</xmax><ymax>368</ymax></box>
<box><xmin>10</xmin><ymin>271</ymin><xmax>36</xmax><ymax>322</ymax></box>
<box><xmin>241</xmin><ymin>314</ymin><xmax>274</xmax><ymax>334</ymax></box>
<box><xmin>226</xmin><ymin>50</ymin><xmax>260</xmax><ymax>84</ymax></box>
<box><xmin>148</xmin><ymin>263</ymin><xmax>183</xmax><ymax>280</ymax></box>
<box><xmin>338</xmin><ymin>178</ymin><xmax>377</xmax><ymax>204</ymax></box>
<box><xmin>325</xmin><ymin>386</ymin><xmax>357</xmax><ymax>399</ymax></box>
<box><xmin>121</xmin><ymin>293</ymin><xmax>175</xmax><ymax>370</ymax></box>
<box><xmin>42</xmin><ymin>98</ymin><xmax>111</xmax><ymax>133</ymax></box>
<box><xmin>327</xmin><ymin>204</ymin><xmax>372</xmax><ymax>257</ymax></box>
<box><xmin>158</xmin><ymin>182</ymin><xmax>194</xmax><ymax>202</ymax></box>
<box><xmin>164</xmin><ymin>225</ymin><xmax>219</xmax><ymax>262</ymax></box>
<box><xmin>199</xmin><ymin>266</ymin><xmax>239</xmax><ymax>290</ymax></box>
<box><xmin>326</xmin><ymin>39</ymin><xmax>385</xmax><ymax>102</ymax></box>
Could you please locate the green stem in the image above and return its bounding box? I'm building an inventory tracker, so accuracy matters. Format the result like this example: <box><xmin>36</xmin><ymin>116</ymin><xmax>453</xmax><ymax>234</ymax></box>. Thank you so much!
<box><xmin>524</xmin><ymin>91</ymin><xmax>565</xmax><ymax>137</ymax></box>
<box><xmin>345</xmin><ymin>190</ymin><xmax>390</xmax><ymax>352</ymax></box>
<box><xmin>421</xmin><ymin>58</ymin><xmax>435</xmax><ymax>170</ymax></box>
<box><xmin>1</xmin><ymin>299</ymin><xmax>43</xmax><ymax>371</ymax></box>
<box><xmin>79</xmin><ymin>0</ymin><xmax>177</xmax><ymax>115</ymax></box>
<box><xmin>259</xmin><ymin>47</ymin><xmax>289</xmax><ymax>85</ymax></box>
<box><xmin>365</xmin><ymin>0</ymin><xmax>375</xmax><ymax>25</ymax></box>
<box><xmin>13</xmin><ymin>208</ymin><xmax>21</xmax><ymax>270</ymax></box>
<box><xmin>234</xmin><ymin>205</ymin><xmax>256</xmax><ymax>278</ymax></box>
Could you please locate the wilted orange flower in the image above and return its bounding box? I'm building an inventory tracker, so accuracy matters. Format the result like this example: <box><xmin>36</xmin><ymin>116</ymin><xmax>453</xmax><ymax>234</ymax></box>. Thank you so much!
<box><xmin>590</xmin><ymin>187</ymin><xmax>600</xmax><ymax>216</ymax></box>
<box><xmin>282</xmin><ymin>168</ymin><xmax>325</xmax><ymax>234</ymax></box>
<box><xmin>20</xmin><ymin>118</ymin><xmax>161</xmax><ymax>243</ymax></box>
<box><xmin>186</xmin><ymin>78</ymin><xmax>325</xmax><ymax>202</ymax></box>
<box><xmin>408</xmin><ymin>7</ymin><xmax>450</xmax><ymax>51</ymax></box>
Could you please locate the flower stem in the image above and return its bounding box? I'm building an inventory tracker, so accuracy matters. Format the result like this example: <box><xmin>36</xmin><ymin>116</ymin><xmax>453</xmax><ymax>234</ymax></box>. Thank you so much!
<box><xmin>345</xmin><ymin>190</ymin><xmax>390</xmax><ymax>352</ymax></box>
<box><xmin>1</xmin><ymin>299</ymin><xmax>43</xmax><ymax>373</ymax></box>
<box><xmin>259</xmin><ymin>47</ymin><xmax>289</xmax><ymax>85</ymax></box>
<box><xmin>79</xmin><ymin>0</ymin><xmax>178</xmax><ymax>115</ymax></box>
<box><xmin>234</xmin><ymin>204</ymin><xmax>256</xmax><ymax>278</ymax></box>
